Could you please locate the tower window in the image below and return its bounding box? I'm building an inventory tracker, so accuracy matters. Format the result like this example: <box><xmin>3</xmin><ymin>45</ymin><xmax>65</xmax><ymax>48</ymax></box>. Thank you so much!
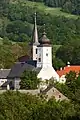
<box><xmin>39</xmin><ymin>58</ymin><xmax>41</xmax><ymax>62</ymax></box>
<box><xmin>36</xmin><ymin>49</ymin><xmax>37</xmax><ymax>54</ymax></box>
<box><xmin>46</xmin><ymin>53</ymin><xmax>48</xmax><ymax>56</ymax></box>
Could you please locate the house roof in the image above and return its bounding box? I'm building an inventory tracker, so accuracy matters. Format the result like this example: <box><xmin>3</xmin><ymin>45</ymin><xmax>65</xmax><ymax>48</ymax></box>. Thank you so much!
<box><xmin>8</xmin><ymin>62</ymin><xmax>36</xmax><ymax>78</ymax></box>
<box><xmin>0</xmin><ymin>60</ymin><xmax>40</xmax><ymax>79</ymax></box>
<box><xmin>57</xmin><ymin>66</ymin><xmax>80</xmax><ymax>77</ymax></box>
<box><xmin>18</xmin><ymin>55</ymin><xmax>30</xmax><ymax>62</ymax></box>
<box><xmin>0</xmin><ymin>69</ymin><xmax>11</xmax><ymax>78</ymax></box>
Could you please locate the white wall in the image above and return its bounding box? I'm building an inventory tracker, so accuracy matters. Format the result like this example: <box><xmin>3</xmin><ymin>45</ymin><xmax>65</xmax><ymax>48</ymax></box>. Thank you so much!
<box><xmin>0</xmin><ymin>79</ymin><xmax>7</xmax><ymax>86</ymax></box>
<box><xmin>37</xmin><ymin>46</ymin><xmax>52</xmax><ymax>68</ymax></box>
<box><xmin>59</xmin><ymin>75</ymin><xmax>66</xmax><ymax>83</ymax></box>
<box><xmin>33</xmin><ymin>45</ymin><xmax>37</xmax><ymax>60</ymax></box>
<box><xmin>37</xmin><ymin>67</ymin><xmax>59</xmax><ymax>81</ymax></box>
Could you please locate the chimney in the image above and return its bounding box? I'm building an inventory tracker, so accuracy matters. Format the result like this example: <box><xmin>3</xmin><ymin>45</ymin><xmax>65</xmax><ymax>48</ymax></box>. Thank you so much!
<box><xmin>60</xmin><ymin>67</ymin><xmax>62</xmax><ymax>70</ymax></box>
<box><xmin>67</xmin><ymin>61</ymin><xmax>70</xmax><ymax>67</ymax></box>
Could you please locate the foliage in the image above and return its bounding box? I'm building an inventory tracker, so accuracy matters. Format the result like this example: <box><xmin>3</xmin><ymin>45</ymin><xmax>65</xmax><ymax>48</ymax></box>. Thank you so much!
<box><xmin>0</xmin><ymin>38</ymin><xmax>29</xmax><ymax>68</ymax></box>
<box><xmin>0</xmin><ymin>90</ymin><xmax>77</xmax><ymax>120</ymax></box>
<box><xmin>28</xmin><ymin>0</ymin><xmax>80</xmax><ymax>15</ymax></box>
<box><xmin>20</xmin><ymin>70</ymin><xmax>40</xmax><ymax>89</ymax></box>
<box><xmin>56</xmin><ymin>42</ymin><xmax>80</xmax><ymax>65</ymax></box>
<box><xmin>62</xmin><ymin>0</ymin><xmax>80</xmax><ymax>15</ymax></box>
<box><xmin>55</xmin><ymin>71</ymin><xmax>80</xmax><ymax>119</ymax></box>
<box><xmin>53</xmin><ymin>57</ymin><xmax>65</xmax><ymax>70</ymax></box>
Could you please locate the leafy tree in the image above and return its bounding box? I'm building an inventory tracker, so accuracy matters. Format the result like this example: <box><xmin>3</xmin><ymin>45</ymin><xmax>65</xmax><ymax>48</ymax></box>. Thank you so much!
<box><xmin>20</xmin><ymin>70</ymin><xmax>40</xmax><ymax>89</ymax></box>
<box><xmin>53</xmin><ymin>57</ymin><xmax>65</xmax><ymax>70</ymax></box>
<box><xmin>56</xmin><ymin>44</ymin><xmax>74</xmax><ymax>63</ymax></box>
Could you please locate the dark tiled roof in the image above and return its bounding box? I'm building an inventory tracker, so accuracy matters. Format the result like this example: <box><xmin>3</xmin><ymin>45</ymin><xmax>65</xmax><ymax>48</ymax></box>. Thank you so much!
<box><xmin>0</xmin><ymin>69</ymin><xmax>11</xmax><ymax>78</ymax></box>
<box><xmin>8</xmin><ymin>62</ymin><xmax>36</xmax><ymax>78</ymax></box>
<box><xmin>18</xmin><ymin>55</ymin><xmax>30</xmax><ymax>62</ymax></box>
<box><xmin>0</xmin><ymin>61</ymin><xmax>39</xmax><ymax>79</ymax></box>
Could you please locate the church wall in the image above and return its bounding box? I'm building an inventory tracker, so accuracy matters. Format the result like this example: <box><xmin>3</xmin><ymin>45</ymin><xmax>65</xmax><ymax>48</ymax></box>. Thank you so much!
<box><xmin>37</xmin><ymin>46</ymin><xmax>52</xmax><ymax>68</ymax></box>
<box><xmin>42</xmin><ymin>46</ymin><xmax>52</xmax><ymax>68</ymax></box>
<box><xmin>33</xmin><ymin>45</ymin><xmax>38</xmax><ymax>60</ymax></box>
<box><xmin>37</xmin><ymin>47</ymin><xmax>43</xmax><ymax>67</ymax></box>
<box><xmin>37</xmin><ymin>67</ymin><xmax>59</xmax><ymax>81</ymax></box>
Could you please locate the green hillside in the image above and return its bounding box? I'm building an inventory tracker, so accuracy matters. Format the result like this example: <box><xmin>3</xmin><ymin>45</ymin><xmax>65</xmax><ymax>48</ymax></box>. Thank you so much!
<box><xmin>13</xmin><ymin>0</ymin><xmax>79</xmax><ymax>19</ymax></box>
<box><xmin>23</xmin><ymin>1</ymin><xmax>79</xmax><ymax>19</ymax></box>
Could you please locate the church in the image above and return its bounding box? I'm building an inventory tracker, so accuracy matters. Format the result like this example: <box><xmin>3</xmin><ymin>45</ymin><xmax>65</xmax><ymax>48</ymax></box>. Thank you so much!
<box><xmin>0</xmin><ymin>13</ymin><xmax>80</xmax><ymax>90</ymax></box>
<box><xmin>0</xmin><ymin>13</ymin><xmax>59</xmax><ymax>90</ymax></box>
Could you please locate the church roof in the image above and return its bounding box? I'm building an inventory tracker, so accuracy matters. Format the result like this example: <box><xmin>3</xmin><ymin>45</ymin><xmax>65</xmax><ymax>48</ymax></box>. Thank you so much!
<box><xmin>39</xmin><ymin>26</ymin><xmax>51</xmax><ymax>46</ymax></box>
<box><xmin>8</xmin><ymin>62</ymin><xmax>36</xmax><ymax>78</ymax></box>
<box><xmin>57</xmin><ymin>66</ymin><xmax>80</xmax><ymax>77</ymax></box>
<box><xmin>18</xmin><ymin>55</ymin><xmax>30</xmax><ymax>62</ymax></box>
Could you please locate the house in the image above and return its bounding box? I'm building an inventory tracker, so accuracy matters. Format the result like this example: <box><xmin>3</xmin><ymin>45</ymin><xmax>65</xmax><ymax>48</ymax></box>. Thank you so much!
<box><xmin>41</xmin><ymin>85</ymin><xmax>68</xmax><ymax>101</ymax></box>
<box><xmin>0</xmin><ymin>69</ymin><xmax>11</xmax><ymax>87</ymax></box>
<box><xmin>57</xmin><ymin>62</ymin><xmax>80</xmax><ymax>83</ymax></box>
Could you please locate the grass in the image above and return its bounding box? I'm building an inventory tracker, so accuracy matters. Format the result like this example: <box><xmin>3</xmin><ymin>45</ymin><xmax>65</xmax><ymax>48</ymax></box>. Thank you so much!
<box><xmin>20</xmin><ymin>1</ymin><xmax>79</xmax><ymax>19</ymax></box>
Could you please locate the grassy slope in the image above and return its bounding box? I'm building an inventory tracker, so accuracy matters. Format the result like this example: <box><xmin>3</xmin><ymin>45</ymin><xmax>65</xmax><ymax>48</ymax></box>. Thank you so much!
<box><xmin>20</xmin><ymin>1</ymin><xmax>79</xmax><ymax>19</ymax></box>
<box><xmin>0</xmin><ymin>0</ymin><xmax>79</xmax><ymax>48</ymax></box>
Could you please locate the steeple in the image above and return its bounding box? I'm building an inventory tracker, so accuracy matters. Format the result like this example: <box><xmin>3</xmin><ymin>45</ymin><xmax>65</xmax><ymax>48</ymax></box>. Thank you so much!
<box><xmin>32</xmin><ymin>12</ymin><xmax>39</xmax><ymax>44</ymax></box>
<box><xmin>31</xmin><ymin>12</ymin><xmax>39</xmax><ymax>61</ymax></box>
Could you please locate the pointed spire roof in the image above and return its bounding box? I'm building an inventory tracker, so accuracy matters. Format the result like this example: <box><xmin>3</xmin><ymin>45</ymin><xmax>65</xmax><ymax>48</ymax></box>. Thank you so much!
<box><xmin>32</xmin><ymin>12</ymin><xmax>39</xmax><ymax>45</ymax></box>
<box><xmin>39</xmin><ymin>24</ymin><xmax>51</xmax><ymax>45</ymax></box>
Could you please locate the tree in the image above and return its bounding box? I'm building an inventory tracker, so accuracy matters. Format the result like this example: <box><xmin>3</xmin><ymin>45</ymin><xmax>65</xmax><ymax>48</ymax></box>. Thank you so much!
<box><xmin>53</xmin><ymin>57</ymin><xmax>65</xmax><ymax>70</ymax></box>
<box><xmin>56</xmin><ymin>44</ymin><xmax>74</xmax><ymax>63</ymax></box>
<box><xmin>20</xmin><ymin>70</ymin><xmax>40</xmax><ymax>89</ymax></box>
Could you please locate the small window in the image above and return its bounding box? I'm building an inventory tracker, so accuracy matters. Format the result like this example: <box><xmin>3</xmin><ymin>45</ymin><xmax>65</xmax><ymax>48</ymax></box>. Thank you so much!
<box><xmin>36</xmin><ymin>49</ymin><xmax>37</xmax><ymax>54</ymax></box>
<box><xmin>46</xmin><ymin>53</ymin><xmax>48</xmax><ymax>56</ymax></box>
<box><xmin>39</xmin><ymin>58</ymin><xmax>41</xmax><ymax>62</ymax></box>
<box><xmin>59</xmin><ymin>95</ymin><xmax>61</xmax><ymax>98</ymax></box>
<box><xmin>1</xmin><ymin>81</ymin><xmax>4</xmax><ymax>83</ymax></box>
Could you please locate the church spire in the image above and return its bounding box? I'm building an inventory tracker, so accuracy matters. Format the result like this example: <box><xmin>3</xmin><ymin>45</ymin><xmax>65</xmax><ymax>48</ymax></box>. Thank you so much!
<box><xmin>32</xmin><ymin>12</ymin><xmax>39</xmax><ymax>44</ymax></box>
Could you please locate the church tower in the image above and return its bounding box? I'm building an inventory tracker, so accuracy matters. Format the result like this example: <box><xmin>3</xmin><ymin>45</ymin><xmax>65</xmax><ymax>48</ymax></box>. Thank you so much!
<box><xmin>31</xmin><ymin>12</ymin><xmax>40</xmax><ymax>60</ymax></box>
<box><xmin>37</xmin><ymin>25</ymin><xmax>59</xmax><ymax>81</ymax></box>
<box><xmin>37</xmin><ymin>26</ymin><xmax>52</xmax><ymax>68</ymax></box>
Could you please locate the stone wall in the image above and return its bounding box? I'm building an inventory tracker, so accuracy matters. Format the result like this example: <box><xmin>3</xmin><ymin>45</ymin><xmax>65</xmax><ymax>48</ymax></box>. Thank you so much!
<box><xmin>0</xmin><ymin>89</ymin><xmax>40</xmax><ymax>95</ymax></box>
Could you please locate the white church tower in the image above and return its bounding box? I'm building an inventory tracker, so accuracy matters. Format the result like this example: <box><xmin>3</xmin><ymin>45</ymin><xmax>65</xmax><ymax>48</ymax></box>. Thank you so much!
<box><xmin>37</xmin><ymin>27</ymin><xmax>52</xmax><ymax>68</ymax></box>
<box><xmin>31</xmin><ymin>12</ymin><xmax>40</xmax><ymax>60</ymax></box>
<box><xmin>37</xmin><ymin>26</ymin><xmax>59</xmax><ymax>81</ymax></box>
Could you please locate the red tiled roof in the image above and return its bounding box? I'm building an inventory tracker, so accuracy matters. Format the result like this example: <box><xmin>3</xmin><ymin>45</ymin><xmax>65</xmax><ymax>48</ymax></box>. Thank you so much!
<box><xmin>57</xmin><ymin>66</ymin><xmax>80</xmax><ymax>77</ymax></box>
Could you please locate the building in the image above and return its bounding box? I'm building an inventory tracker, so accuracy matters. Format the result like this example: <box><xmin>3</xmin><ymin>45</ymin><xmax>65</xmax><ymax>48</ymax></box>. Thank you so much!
<box><xmin>57</xmin><ymin>62</ymin><xmax>80</xmax><ymax>83</ymax></box>
<box><xmin>0</xmin><ymin>13</ymin><xmax>80</xmax><ymax>90</ymax></box>
<box><xmin>0</xmin><ymin>69</ymin><xmax>11</xmax><ymax>87</ymax></box>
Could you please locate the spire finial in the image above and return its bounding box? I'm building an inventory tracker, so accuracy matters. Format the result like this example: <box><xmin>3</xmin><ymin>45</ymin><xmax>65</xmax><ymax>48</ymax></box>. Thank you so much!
<box><xmin>43</xmin><ymin>24</ymin><xmax>46</xmax><ymax>35</ymax></box>
<box><xmin>34</xmin><ymin>12</ymin><xmax>36</xmax><ymax>25</ymax></box>
<box><xmin>44</xmin><ymin>24</ymin><xmax>45</xmax><ymax>32</ymax></box>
